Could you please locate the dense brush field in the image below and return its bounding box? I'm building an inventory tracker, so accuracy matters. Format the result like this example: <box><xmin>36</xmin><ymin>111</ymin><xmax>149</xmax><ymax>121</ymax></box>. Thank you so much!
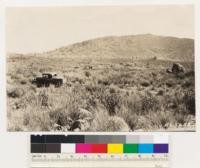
<box><xmin>7</xmin><ymin>55</ymin><xmax>195</xmax><ymax>131</ymax></box>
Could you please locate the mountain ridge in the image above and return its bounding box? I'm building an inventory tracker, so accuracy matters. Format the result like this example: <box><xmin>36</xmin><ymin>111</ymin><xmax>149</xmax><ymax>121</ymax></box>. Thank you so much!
<box><xmin>9</xmin><ymin>34</ymin><xmax>194</xmax><ymax>61</ymax></box>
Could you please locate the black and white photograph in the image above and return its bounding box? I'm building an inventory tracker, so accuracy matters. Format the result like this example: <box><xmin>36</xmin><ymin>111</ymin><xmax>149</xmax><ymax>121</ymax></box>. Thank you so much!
<box><xmin>6</xmin><ymin>5</ymin><xmax>195</xmax><ymax>132</ymax></box>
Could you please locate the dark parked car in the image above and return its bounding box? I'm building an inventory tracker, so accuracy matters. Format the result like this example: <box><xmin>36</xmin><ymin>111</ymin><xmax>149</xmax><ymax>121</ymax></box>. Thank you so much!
<box><xmin>32</xmin><ymin>73</ymin><xmax>63</xmax><ymax>87</ymax></box>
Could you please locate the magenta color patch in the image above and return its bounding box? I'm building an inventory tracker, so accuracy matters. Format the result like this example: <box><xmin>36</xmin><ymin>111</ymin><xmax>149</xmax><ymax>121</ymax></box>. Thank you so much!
<box><xmin>76</xmin><ymin>144</ymin><xmax>92</xmax><ymax>153</ymax></box>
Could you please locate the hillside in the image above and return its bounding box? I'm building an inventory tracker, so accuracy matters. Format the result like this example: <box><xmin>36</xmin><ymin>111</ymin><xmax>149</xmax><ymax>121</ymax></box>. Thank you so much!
<box><xmin>38</xmin><ymin>34</ymin><xmax>194</xmax><ymax>61</ymax></box>
<box><xmin>7</xmin><ymin>34</ymin><xmax>195</xmax><ymax>132</ymax></box>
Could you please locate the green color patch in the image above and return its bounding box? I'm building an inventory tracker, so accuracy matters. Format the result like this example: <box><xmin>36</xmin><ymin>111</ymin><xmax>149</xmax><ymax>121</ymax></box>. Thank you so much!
<box><xmin>123</xmin><ymin>144</ymin><xmax>138</xmax><ymax>153</ymax></box>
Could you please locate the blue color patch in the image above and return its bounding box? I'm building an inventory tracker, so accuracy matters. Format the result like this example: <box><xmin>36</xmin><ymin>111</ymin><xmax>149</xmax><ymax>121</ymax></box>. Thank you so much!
<box><xmin>138</xmin><ymin>144</ymin><xmax>154</xmax><ymax>153</ymax></box>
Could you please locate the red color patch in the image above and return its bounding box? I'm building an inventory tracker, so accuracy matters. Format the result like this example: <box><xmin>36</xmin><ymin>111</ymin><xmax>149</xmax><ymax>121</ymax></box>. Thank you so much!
<box><xmin>92</xmin><ymin>144</ymin><xmax>107</xmax><ymax>153</ymax></box>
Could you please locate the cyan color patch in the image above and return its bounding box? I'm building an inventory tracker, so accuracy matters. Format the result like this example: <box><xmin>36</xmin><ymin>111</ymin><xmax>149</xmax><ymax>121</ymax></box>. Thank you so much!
<box><xmin>138</xmin><ymin>144</ymin><xmax>153</xmax><ymax>153</ymax></box>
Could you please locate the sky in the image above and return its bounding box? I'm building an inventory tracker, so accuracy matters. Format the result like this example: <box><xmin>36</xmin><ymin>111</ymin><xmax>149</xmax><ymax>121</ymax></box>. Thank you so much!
<box><xmin>6</xmin><ymin>5</ymin><xmax>194</xmax><ymax>54</ymax></box>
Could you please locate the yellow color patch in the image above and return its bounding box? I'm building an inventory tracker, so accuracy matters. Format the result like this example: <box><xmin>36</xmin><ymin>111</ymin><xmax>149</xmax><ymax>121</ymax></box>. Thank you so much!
<box><xmin>107</xmin><ymin>144</ymin><xmax>123</xmax><ymax>153</ymax></box>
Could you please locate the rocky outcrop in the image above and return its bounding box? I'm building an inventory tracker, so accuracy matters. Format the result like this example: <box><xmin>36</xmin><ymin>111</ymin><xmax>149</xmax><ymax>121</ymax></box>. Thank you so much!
<box><xmin>172</xmin><ymin>63</ymin><xmax>185</xmax><ymax>74</ymax></box>
<box><xmin>70</xmin><ymin>108</ymin><xmax>93</xmax><ymax>131</ymax></box>
<box><xmin>70</xmin><ymin>119</ymin><xmax>91</xmax><ymax>131</ymax></box>
<box><xmin>53</xmin><ymin>108</ymin><xmax>93</xmax><ymax>131</ymax></box>
<box><xmin>166</xmin><ymin>63</ymin><xmax>185</xmax><ymax>74</ymax></box>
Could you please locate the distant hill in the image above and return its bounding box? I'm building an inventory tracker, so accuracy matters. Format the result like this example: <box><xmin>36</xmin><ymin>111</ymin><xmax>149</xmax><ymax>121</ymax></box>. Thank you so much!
<box><xmin>9</xmin><ymin>34</ymin><xmax>195</xmax><ymax>61</ymax></box>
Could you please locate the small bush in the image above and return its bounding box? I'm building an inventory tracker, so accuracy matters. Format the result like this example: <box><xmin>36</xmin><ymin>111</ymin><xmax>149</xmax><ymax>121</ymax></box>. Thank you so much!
<box><xmin>100</xmin><ymin>91</ymin><xmax>121</xmax><ymax>116</ymax></box>
<box><xmin>157</xmin><ymin>111</ymin><xmax>171</xmax><ymax>129</ymax></box>
<box><xmin>23</xmin><ymin>113</ymin><xmax>30</xmax><ymax>126</ymax></box>
<box><xmin>98</xmin><ymin>78</ymin><xmax>110</xmax><ymax>86</ymax></box>
<box><xmin>175</xmin><ymin>72</ymin><xmax>185</xmax><ymax>79</ymax></box>
<box><xmin>137</xmin><ymin>116</ymin><xmax>151</xmax><ymax>130</ymax></box>
<box><xmin>125</xmin><ymin>114</ymin><xmax>139</xmax><ymax>131</ymax></box>
<box><xmin>174</xmin><ymin>112</ymin><xmax>190</xmax><ymax>127</ymax></box>
<box><xmin>38</xmin><ymin>90</ymin><xmax>49</xmax><ymax>107</ymax></box>
<box><xmin>7</xmin><ymin>88</ymin><xmax>24</xmax><ymax>98</ymax></box>
<box><xmin>166</xmin><ymin>79</ymin><xmax>175</xmax><ymax>87</ymax></box>
<box><xmin>105</xmin><ymin>116</ymin><xmax>130</xmax><ymax>131</ymax></box>
<box><xmin>90</xmin><ymin>108</ymin><xmax>110</xmax><ymax>131</ymax></box>
<box><xmin>140</xmin><ymin>80</ymin><xmax>150</xmax><ymax>87</ymax></box>
<box><xmin>85</xmin><ymin>71</ymin><xmax>91</xmax><ymax>77</ymax></box>
<box><xmin>109</xmin><ymin>85</ymin><xmax>119</xmax><ymax>94</ymax></box>
<box><xmin>157</xmin><ymin>89</ymin><xmax>164</xmax><ymax>96</ymax></box>
<box><xmin>185</xmin><ymin>70</ymin><xmax>194</xmax><ymax>77</ymax></box>
<box><xmin>20</xmin><ymin>80</ymin><xmax>27</xmax><ymax>85</ymax></box>
<box><xmin>145</xmin><ymin>110</ymin><xmax>172</xmax><ymax>129</ymax></box>
<box><xmin>141</xmin><ymin>92</ymin><xmax>160</xmax><ymax>113</ymax></box>
<box><xmin>181</xmin><ymin>80</ymin><xmax>192</xmax><ymax>88</ymax></box>
<box><xmin>182</xmin><ymin>91</ymin><xmax>195</xmax><ymax>115</ymax></box>
<box><xmin>115</xmin><ymin>102</ymin><xmax>139</xmax><ymax>131</ymax></box>
<box><xmin>49</xmin><ymin>108</ymin><xmax>71</xmax><ymax>126</ymax></box>
<box><xmin>122</xmin><ymin>92</ymin><xmax>143</xmax><ymax>115</ymax></box>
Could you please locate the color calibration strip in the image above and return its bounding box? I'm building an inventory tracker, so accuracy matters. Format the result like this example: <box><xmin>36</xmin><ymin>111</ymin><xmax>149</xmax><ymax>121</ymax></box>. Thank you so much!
<box><xmin>31</xmin><ymin>135</ymin><xmax>169</xmax><ymax>154</ymax></box>
<box><xmin>31</xmin><ymin>135</ymin><xmax>169</xmax><ymax>168</ymax></box>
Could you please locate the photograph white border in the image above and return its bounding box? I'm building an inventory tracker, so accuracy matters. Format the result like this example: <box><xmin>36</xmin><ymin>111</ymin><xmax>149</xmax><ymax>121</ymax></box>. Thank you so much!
<box><xmin>0</xmin><ymin>0</ymin><xmax>199</xmax><ymax>168</ymax></box>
